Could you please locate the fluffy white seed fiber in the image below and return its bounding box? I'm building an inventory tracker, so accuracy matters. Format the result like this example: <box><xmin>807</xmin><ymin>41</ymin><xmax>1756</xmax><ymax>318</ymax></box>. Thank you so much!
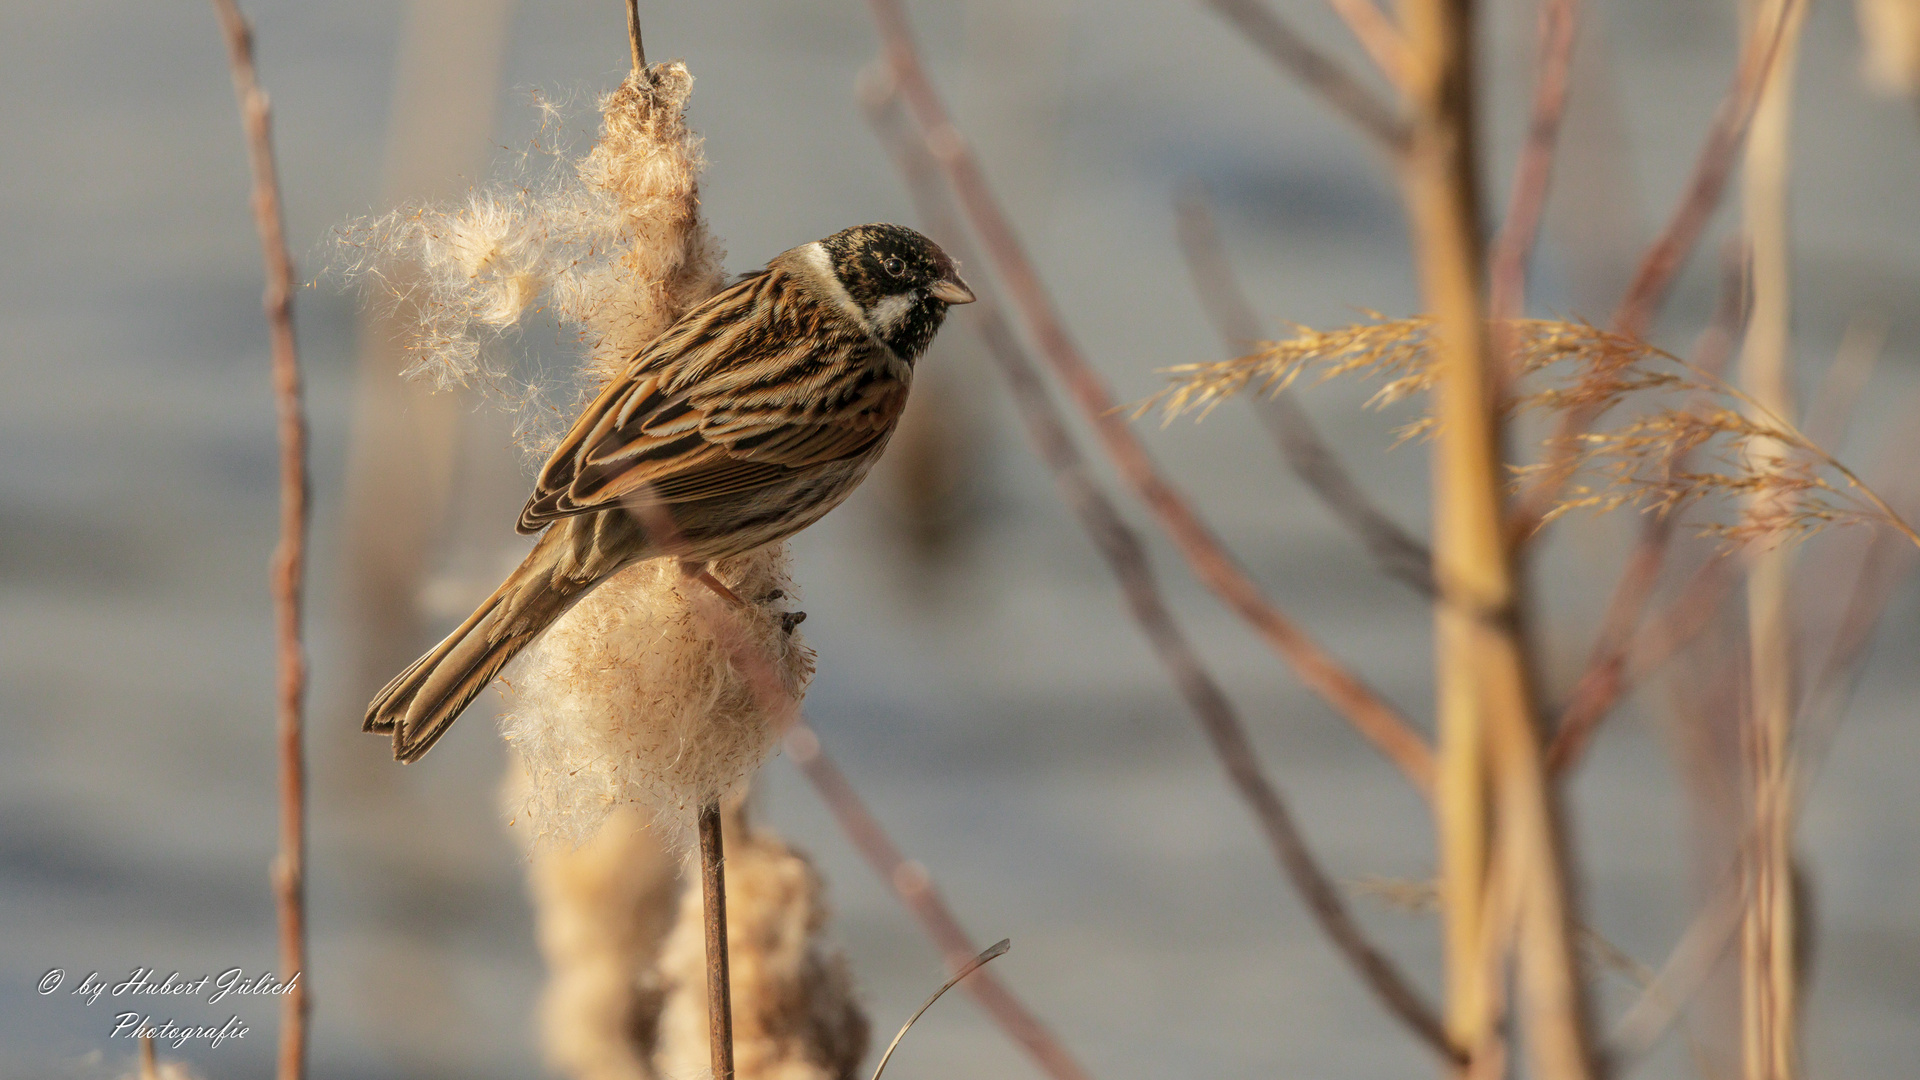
<box><xmin>501</xmin><ymin>547</ymin><xmax>815</xmax><ymax>845</ymax></box>
<box><xmin>339</xmin><ymin>63</ymin><xmax>726</xmax><ymax>457</ymax></box>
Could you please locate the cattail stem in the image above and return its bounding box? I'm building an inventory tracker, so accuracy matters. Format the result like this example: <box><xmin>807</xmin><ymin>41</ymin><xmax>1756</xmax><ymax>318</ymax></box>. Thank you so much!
<box><xmin>626</xmin><ymin>0</ymin><xmax>646</xmax><ymax>76</ymax></box>
<box><xmin>699</xmin><ymin>799</ymin><xmax>736</xmax><ymax>1080</ymax></box>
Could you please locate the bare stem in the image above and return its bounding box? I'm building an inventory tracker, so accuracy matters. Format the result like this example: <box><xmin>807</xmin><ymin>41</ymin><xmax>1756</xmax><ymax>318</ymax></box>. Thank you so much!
<box><xmin>1173</xmin><ymin>188</ymin><xmax>1436</xmax><ymax>597</ymax></box>
<box><xmin>1487</xmin><ymin>0</ymin><xmax>1579</xmax><ymax>325</ymax></box>
<box><xmin>1547</xmin><ymin>248</ymin><xmax>1748</xmax><ymax>774</ymax></box>
<box><xmin>698</xmin><ymin>800</ymin><xmax>735</xmax><ymax>1080</ymax></box>
<box><xmin>864</xmin><ymin>0</ymin><xmax>1437</xmax><ymax>797</ymax></box>
<box><xmin>1396</xmin><ymin>0</ymin><xmax>1597</xmax><ymax>1073</ymax></box>
<box><xmin>626</xmin><ymin>0</ymin><xmax>646</xmax><ymax>76</ymax></box>
<box><xmin>785</xmin><ymin>728</ymin><xmax>1098</xmax><ymax>1080</ymax></box>
<box><xmin>1201</xmin><ymin>0</ymin><xmax>1411</xmax><ymax>155</ymax></box>
<box><xmin>209</xmin><ymin>4</ymin><xmax>310</xmax><ymax>1078</ymax></box>
<box><xmin>862</xmin><ymin>77</ymin><xmax>1457</xmax><ymax>1062</ymax></box>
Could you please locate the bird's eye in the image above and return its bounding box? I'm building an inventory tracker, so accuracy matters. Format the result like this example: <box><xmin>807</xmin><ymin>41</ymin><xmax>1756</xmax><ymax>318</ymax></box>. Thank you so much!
<box><xmin>882</xmin><ymin>256</ymin><xmax>906</xmax><ymax>277</ymax></box>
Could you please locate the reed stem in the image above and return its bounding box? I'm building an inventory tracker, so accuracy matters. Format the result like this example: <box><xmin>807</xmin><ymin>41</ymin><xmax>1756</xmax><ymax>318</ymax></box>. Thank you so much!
<box><xmin>698</xmin><ymin>799</ymin><xmax>735</xmax><ymax>1080</ymax></box>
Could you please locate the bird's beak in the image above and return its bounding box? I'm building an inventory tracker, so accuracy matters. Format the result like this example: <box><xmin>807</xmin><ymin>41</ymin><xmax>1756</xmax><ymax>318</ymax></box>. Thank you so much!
<box><xmin>929</xmin><ymin>274</ymin><xmax>976</xmax><ymax>305</ymax></box>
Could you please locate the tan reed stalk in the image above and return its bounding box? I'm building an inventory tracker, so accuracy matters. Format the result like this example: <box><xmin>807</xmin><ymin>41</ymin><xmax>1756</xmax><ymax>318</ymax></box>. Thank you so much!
<box><xmin>1736</xmin><ymin>1</ymin><xmax>1809</xmax><ymax>1076</ymax></box>
<box><xmin>1395</xmin><ymin>0</ymin><xmax>1596</xmax><ymax>1076</ymax></box>
<box><xmin>208</xmin><ymin>5</ymin><xmax>311</xmax><ymax>1078</ymax></box>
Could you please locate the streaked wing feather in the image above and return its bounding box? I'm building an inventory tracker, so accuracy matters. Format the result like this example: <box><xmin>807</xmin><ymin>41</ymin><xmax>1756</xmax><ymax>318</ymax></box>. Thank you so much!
<box><xmin>517</xmin><ymin>263</ymin><xmax>907</xmax><ymax>532</ymax></box>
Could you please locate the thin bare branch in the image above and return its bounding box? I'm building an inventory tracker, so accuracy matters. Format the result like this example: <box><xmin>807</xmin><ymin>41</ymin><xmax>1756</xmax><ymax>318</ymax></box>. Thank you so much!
<box><xmin>1611</xmin><ymin>0</ymin><xmax>1801</xmax><ymax>340</ymax></box>
<box><xmin>1609</xmin><ymin>863</ymin><xmax>1749</xmax><ymax>1063</ymax></box>
<box><xmin>1546</xmin><ymin>250</ymin><xmax>1748</xmax><ymax>774</ymax></box>
<box><xmin>1200</xmin><ymin>0</ymin><xmax>1412</xmax><ymax>156</ymax></box>
<box><xmin>209</xmin><ymin>5</ymin><xmax>310</xmax><ymax>1079</ymax></box>
<box><xmin>785</xmin><ymin>728</ymin><xmax>1097</xmax><ymax>1080</ymax></box>
<box><xmin>625</xmin><ymin>0</ymin><xmax>646</xmax><ymax>75</ymax></box>
<box><xmin>1173</xmin><ymin>187</ymin><xmax>1435</xmax><ymax>597</ymax></box>
<box><xmin>1325</xmin><ymin>0</ymin><xmax>1414</xmax><ymax>89</ymax></box>
<box><xmin>1488</xmin><ymin>0</ymin><xmax>1580</xmax><ymax>324</ymax></box>
<box><xmin>862</xmin><ymin>74</ymin><xmax>1459</xmax><ymax>1062</ymax></box>
<box><xmin>864</xmin><ymin>0</ymin><xmax>1438</xmax><ymax>796</ymax></box>
<box><xmin>1548</xmin><ymin>554</ymin><xmax>1735</xmax><ymax>773</ymax></box>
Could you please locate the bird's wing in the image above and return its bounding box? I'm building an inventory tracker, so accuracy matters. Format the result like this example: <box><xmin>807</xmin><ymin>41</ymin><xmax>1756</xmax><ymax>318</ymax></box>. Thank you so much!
<box><xmin>517</xmin><ymin>267</ymin><xmax>909</xmax><ymax>533</ymax></box>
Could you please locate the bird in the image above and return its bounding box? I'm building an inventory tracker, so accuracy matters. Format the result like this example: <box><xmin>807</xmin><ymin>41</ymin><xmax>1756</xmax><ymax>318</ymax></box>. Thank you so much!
<box><xmin>365</xmin><ymin>223</ymin><xmax>975</xmax><ymax>762</ymax></box>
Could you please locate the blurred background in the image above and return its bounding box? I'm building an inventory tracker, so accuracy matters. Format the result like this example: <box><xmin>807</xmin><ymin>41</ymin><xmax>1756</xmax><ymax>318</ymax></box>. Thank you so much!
<box><xmin>5</xmin><ymin>0</ymin><xmax>1919</xmax><ymax>1077</ymax></box>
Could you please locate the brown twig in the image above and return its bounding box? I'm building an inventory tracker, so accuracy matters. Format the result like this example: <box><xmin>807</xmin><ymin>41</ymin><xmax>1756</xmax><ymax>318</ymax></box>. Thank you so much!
<box><xmin>1545</xmin><ymin>247</ymin><xmax>1748</xmax><ymax>774</ymax></box>
<box><xmin>862</xmin><ymin>75</ymin><xmax>1457</xmax><ymax>1062</ymax></box>
<box><xmin>138</xmin><ymin>1036</ymin><xmax>158</xmax><ymax>1080</ymax></box>
<box><xmin>1173</xmin><ymin>187</ymin><xmax>1436</xmax><ymax>597</ymax></box>
<box><xmin>697</xmin><ymin>800</ymin><xmax>735</xmax><ymax>1080</ymax></box>
<box><xmin>1611</xmin><ymin>0</ymin><xmax>1800</xmax><ymax>341</ymax></box>
<box><xmin>784</xmin><ymin>727</ymin><xmax>1098</xmax><ymax>1080</ymax></box>
<box><xmin>210</xmin><ymin>5</ymin><xmax>310</xmax><ymax>1079</ymax></box>
<box><xmin>625</xmin><ymin>0</ymin><xmax>646</xmax><ymax>76</ymax></box>
<box><xmin>1487</xmin><ymin>0</ymin><xmax>1580</xmax><ymax>324</ymax></box>
<box><xmin>1510</xmin><ymin>0</ymin><xmax>1798</xmax><ymax>538</ymax></box>
<box><xmin>865</xmin><ymin>0</ymin><xmax>1437</xmax><ymax>797</ymax></box>
<box><xmin>1200</xmin><ymin>0</ymin><xmax>1412</xmax><ymax>156</ymax></box>
<box><xmin>1548</xmin><ymin>553</ymin><xmax>1735</xmax><ymax>773</ymax></box>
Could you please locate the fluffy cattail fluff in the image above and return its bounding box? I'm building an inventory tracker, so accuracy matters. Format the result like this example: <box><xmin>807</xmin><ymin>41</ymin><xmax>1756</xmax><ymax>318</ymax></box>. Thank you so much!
<box><xmin>502</xmin><ymin>546</ymin><xmax>813</xmax><ymax>844</ymax></box>
<box><xmin>338</xmin><ymin>62</ymin><xmax>726</xmax><ymax>456</ymax></box>
<box><xmin>653</xmin><ymin>817</ymin><xmax>870</xmax><ymax>1080</ymax></box>
<box><xmin>509</xmin><ymin>792</ymin><xmax>681</xmax><ymax>1080</ymax></box>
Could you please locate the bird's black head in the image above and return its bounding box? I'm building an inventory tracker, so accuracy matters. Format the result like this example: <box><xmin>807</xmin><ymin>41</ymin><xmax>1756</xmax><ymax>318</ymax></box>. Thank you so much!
<box><xmin>820</xmin><ymin>223</ymin><xmax>975</xmax><ymax>361</ymax></box>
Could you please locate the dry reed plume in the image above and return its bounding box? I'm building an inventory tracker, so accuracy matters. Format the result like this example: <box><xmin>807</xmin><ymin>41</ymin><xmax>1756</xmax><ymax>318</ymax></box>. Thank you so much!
<box><xmin>1145</xmin><ymin>317</ymin><xmax>1920</xmax><ymax>551</ymax></box>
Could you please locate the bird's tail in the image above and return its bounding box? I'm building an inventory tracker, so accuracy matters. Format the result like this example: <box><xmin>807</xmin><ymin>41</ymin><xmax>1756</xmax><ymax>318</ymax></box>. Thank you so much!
<box><xmin>365</xmin><ymin>526</ymin><xmax>593</xmax><ymax>762</ymax></box>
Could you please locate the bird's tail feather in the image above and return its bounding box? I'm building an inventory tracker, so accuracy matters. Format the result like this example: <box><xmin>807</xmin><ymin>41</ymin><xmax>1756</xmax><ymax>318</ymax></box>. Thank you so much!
<box><xmin>365</xmin><ymin>529</ymin><xmax>590</xmax><ymax>763</ymax></box>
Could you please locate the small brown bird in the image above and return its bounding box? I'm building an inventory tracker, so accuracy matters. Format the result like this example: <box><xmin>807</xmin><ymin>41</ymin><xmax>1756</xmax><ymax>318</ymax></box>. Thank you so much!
<box><xmin>366</xmin><ymin>223</ymin><xmax>974</xmax><ymax>761</ymax></box>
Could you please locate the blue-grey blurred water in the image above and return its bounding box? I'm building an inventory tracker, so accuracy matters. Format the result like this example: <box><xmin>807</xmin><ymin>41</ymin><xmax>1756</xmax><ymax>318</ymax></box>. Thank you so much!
<box><xmin>5</xmin><ymin>1</ymin><xmax>1920</xmax><ymax>1078</ymax></box>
